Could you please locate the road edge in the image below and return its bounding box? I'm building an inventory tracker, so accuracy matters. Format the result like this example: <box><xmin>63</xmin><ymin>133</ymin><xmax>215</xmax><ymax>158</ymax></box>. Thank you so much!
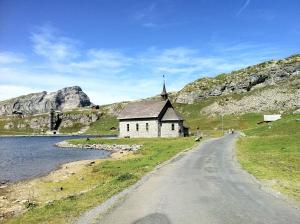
<box><xmin>233</xmin><ymin>133</ymin><xmax>300</xmax><ymax>210</ymax></box>
<box><xmin>75</xmin><ymin>138</ymin><xmax>216</xmax><ymax>224</ymax></box>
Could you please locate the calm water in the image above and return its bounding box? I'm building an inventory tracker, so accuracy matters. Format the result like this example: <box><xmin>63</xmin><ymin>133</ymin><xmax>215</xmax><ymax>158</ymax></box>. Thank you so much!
<box><xmin>0</xmin><ymin>136</ymin><xmax>110</xmax><ymax>184</ymax></box>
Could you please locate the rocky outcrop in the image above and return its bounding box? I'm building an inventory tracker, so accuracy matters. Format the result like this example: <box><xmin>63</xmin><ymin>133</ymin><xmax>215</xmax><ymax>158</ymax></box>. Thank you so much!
<box><xmin>0</xmin><ymin>112</ymin><xmax>101</xmax><ymax>133</ymax></box>
<box><xmin>0</xmin><ymin>86</ymin><xmax>92</xmax><ymax>115</ymax></box>
<box><xmin>175</xmin><ymin>54</ymin><xmax>300</xmax><ymax>104</ymax></box>
<box><xmin>59</xmin><ymin>112</ymin><xmax>100</xmax><ymax>130</ymax></box>
<box><xmin>201</xmin><ymin>78</ymin><xmax>300</xmax><ymax>115</ymax></box>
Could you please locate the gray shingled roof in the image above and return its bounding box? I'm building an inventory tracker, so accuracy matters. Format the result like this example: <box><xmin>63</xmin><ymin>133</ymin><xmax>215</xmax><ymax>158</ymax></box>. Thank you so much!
<box><xmin>118</xmin><ymin>100</ymin><xmax>168</xmax><ymax>120</ymax></box>
<box><xmin>161</xmin><ymin>107</ymin><xmax>184</xmax><ymax>121</ymax></box>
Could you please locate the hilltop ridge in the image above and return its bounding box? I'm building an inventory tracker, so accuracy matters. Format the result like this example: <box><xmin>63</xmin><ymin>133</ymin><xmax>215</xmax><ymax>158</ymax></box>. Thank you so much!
<box><xmin>175</xmin><ymin>54</ymin><xmax>300</xmax><ymax>104</ymax></box>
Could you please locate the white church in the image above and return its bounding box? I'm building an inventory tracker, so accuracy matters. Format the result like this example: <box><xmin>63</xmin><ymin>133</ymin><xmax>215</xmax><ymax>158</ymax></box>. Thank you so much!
<box><xmin>118</xmin><ymin>82</ymin><xmax>188</xmax><ymax>138</ymax></box>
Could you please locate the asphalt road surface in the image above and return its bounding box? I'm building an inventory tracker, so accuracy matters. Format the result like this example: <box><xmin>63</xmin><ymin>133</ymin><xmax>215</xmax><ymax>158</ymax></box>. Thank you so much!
<box><xmin>78</xmin><ymin>134</ymin><xmax>300</xmax><ymax>224</ymax></box>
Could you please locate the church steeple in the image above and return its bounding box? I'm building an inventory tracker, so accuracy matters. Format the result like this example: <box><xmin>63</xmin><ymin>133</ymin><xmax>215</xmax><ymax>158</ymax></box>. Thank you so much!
<box><xmin>161</xmin><ymin>75</ymin><xmax>168</xmax><ymax>101</ymax></box>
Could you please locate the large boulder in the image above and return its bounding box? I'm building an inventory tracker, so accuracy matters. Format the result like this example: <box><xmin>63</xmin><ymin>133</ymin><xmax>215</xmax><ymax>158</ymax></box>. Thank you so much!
<box><xmin>0</xmin><ymin>86</ymin><xmax>92</xmax><ymax>115</ymax></box>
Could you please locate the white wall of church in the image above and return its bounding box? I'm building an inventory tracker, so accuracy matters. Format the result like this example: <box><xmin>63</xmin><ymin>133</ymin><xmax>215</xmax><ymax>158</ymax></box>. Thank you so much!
<box><xmin>160</xmin><ymin>122</ymin><xmax>182</xmax><ymax>137</ymax></box>
<box><xmin>119</xmin><ymin>120</ymin><xmax>159</xmax><ymax>138</ymax></box>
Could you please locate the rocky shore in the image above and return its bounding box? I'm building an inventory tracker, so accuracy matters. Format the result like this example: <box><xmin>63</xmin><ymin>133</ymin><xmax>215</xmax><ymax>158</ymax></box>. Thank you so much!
<box><xmin>55</xmin><ymin>140</ymin><xmax>141</xmax><ymax>152</ymax></box>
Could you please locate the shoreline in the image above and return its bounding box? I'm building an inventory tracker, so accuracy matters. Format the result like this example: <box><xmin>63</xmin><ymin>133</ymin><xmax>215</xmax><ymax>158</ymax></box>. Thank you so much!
<box><xmin>0</xmin><ymin>138</ymin><xmax>134</xmax><ymax>187</ymax></box>
<box><xmin>0</xmin><ymin>137</ymin><xmax>195</xmax><ymax>223</ymax></box>
<box><xmin>55</xmin><ymin>140</ymin><xmax>141</xmax><ymax>152</ymax></box>
<box><xmin>0</xmin><ymin>134</ymin><xmax>118</xmax><ymax>138</ymax></box>
<box><xmin>0</xmin><ymin>146</ymin><xmax>132</xmax><ymax>221</ymax></box>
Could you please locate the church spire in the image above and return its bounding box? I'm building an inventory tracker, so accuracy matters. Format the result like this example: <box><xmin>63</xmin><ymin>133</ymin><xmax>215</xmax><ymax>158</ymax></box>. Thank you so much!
<box><xmin>161</xmin><ymin>75</ymin><xmax>168</xmax><ymax>101</ymax></box>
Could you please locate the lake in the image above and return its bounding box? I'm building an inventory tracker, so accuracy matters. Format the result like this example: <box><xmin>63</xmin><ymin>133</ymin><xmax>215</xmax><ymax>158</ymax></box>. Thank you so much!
<box><xmin>0</xmin><ymin>136</ymin><xmax>110</xmax><ymax>184</ymax></box>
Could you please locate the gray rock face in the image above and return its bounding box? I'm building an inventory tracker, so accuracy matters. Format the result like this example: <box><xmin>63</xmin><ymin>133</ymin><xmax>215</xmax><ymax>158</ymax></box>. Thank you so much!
<box><xmin>175</xmin><ymin>54</ymin><xmax>300</xmax><ymax>104</ymax></box>
<box><xmin>201</xmin><ymin>79</ymin><xmax>300</xmax><ymax>115</ymax></box>
<box><xmin>0</xmin><ymin>112</ymin><xmax>101</xmax><ymax>133</ymax></box>
<box><xmin>0</xmin><ymin>86</ymin><xmax>92</xmax><ymax>115</ymax></box>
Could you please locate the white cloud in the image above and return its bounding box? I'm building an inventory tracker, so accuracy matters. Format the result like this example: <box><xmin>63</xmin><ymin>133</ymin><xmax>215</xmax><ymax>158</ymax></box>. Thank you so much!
<box><xmin>0</xmin><ymin>85</ymin><xmax>40</xmax><ymax>101</ymax></box>
<box><xmin>68</xmin><ymin>49</ymin><xmax>131</xmax><ymax>71</ymax></box>
<box><xmin>0</xmin><ymin>24</ymin><xmax>285</xmax><ymax>105</ymax></box>
<box><xmin>236</xmin><ymin>0</ymin><xmax>251</xmax><ymax>16</ymax></box>
<box><xmin>0</xmin><ymin>52</ymin><xmax>25</xmax><ymax>64</ymax></box>
<box><xmin>139</xmin><ymin>47</ymin><xmax>251</xmax><ymax>77</ymax></box>
<box><xmin>31</xmin><ymin>25</ymin><xmax>80</xmax><ymax>62</ymax></box>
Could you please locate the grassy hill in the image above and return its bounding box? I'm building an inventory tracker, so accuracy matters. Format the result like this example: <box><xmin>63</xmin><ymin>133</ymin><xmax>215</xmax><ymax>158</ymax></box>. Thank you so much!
<box><xmin>237</xmin><ymin>114</ymin><xmax>300</xmax><ymax>201</ymax></box>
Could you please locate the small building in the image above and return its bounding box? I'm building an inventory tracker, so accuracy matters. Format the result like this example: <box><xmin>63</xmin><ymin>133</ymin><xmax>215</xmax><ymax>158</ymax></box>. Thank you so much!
<box><xmin>264</xmin><ymin>114</ymin><xmax>281</xmax><ymax>122</ymax></box>
<box><xmin>118</xmin><ymin>83</ymin><xmax>188</xmax><ymax>138</ymax></box>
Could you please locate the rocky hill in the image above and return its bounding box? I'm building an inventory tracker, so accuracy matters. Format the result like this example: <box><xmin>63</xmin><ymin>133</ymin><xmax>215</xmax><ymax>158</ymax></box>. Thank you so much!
<box><xmin>174</xmin><ymin>54</ymin><xmax>300</xmax><ymax>115</ymax></box>
<box><xmin>0</xmin><ymin>86</ymin><xmax>92</xmax><ymax>115</ymax></box>
<box><xmin>176</xmin><ymin>54</ymin><xmax>300</xmax><ymax>103</ymax></box>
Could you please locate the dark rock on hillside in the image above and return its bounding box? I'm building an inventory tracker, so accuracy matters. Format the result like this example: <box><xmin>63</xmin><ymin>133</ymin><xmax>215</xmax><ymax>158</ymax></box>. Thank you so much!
<box><xmin>201</xmin><ymin>77</ymin><xmax>300</xmax><ymax>115</ymax></box>
<box><xmin>0</xmin><ymin>86</ymin><xmax>92</xmax><ymax>115</ymax></box>
<box><xmin>175</xmin><ymin>54</ymin><xmax>300</xmax><ymax>104</ymax></box>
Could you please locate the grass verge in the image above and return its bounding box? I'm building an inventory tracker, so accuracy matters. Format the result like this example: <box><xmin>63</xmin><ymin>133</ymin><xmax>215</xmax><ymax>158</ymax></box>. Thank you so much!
<box><xmin>237</xmin><ymin>114</ymin><xmax>300</xmax><ymax>201</ymax></box>
<box><xmin>5</xmin><ymin>137</ymin><xmax>195</xmax><ymax>224</ymax></box>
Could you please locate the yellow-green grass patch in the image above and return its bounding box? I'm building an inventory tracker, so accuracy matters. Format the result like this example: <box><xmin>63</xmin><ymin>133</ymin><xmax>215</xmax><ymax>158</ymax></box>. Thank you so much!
<box><xmin>5</xmin><ymin>137</ymin><xmax>195</xmax><ymax>224</ymax></box>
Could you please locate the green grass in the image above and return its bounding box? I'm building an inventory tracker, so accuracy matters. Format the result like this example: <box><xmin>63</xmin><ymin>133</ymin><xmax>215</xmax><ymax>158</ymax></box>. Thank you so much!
<box><xmin>237</xmin><ymin>114</ymin><xmax>300</xmax><ymax>201</ymax></box>
<box><xmin>5</xmin><ymin>137</ymin><xmax>195</xmax><ymax>224</ymax></box>
<box><xmin>85</xmin><ymin>114</ymin><xmax>118</xmax><ymax>135</ymax></box>
<box><xmin>59</xmin><ymin>123</ymin><xmax>85</xmax><ymax>134</ymax></box>
<box><xmin>244</xmin><ymin>114</ymin><xmax>300</xmax><ymax>136</ymax></box>
<box><xmin>174</xmin><ymin>102</ymin><xmax>262</xmax><ymax>135</ymax></box>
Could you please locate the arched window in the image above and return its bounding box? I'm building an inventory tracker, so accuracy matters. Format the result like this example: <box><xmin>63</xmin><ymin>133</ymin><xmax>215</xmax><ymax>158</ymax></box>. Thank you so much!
<box><xmin>136</xmin><ymin>123</ymin><xmax>139</xmax><ymax>131</ymax></box>
<box><xmin>171</xmin><ymin>123</ymin><xmax>175</xmax><ymax>130</ymax></box>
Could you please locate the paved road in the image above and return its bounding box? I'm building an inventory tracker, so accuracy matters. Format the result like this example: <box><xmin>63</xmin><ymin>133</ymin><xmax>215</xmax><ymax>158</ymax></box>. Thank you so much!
<box><xmin>79</xmin><ymin>134</ymin><xmax>300</xmax><ymax>224</ymax></box>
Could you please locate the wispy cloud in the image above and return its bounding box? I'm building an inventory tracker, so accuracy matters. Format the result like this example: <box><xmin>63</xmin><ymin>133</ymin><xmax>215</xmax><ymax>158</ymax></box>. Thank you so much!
<box><xmin>0</xmin><ymin>52</ymin><xmax>25</xmax><ymax>64</ymax></box>
<box><xmin>0</xmin><ymin>84</ymin><xmax>40</xmax><ymax>101</ymax></box>
<box><xmin>0</xmin><ymin>24</ymin><xmax>284</xmax><ymax>104</ymax></box>
<box><xmin>133</xmin><ymin>2</ymin><xmax>164</xmax><ymax>28</ymax></box>
<box><xmin>139</xmin><ymin>46</ymin><xmax>257</xmax><ymax>78</ymax></box>
<box><xmin>31</xmin><ymin>24</ymin><xmax>80</xmax><ymax>62</ymax></box>
<box><xmin>236</xmin><ymin>0</ymin><xmax>251</xmax><ymax>16</ymax></box>
<box><xmin>70</xmin><ymin>49</ymin><xmax>131</xmax><ymax>70</ymax></box>
<box><xmin>134</xmin><ymin>2</ymin><xmax>157</xmax><ymax>21</ymax></box>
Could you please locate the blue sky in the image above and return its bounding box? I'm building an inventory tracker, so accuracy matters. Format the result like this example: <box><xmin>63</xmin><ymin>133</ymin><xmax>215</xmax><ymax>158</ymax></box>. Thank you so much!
<box><xmin>0</xmin><ymin>0</ymin><xmax>299</xmax><ymax>104</ymax></box>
